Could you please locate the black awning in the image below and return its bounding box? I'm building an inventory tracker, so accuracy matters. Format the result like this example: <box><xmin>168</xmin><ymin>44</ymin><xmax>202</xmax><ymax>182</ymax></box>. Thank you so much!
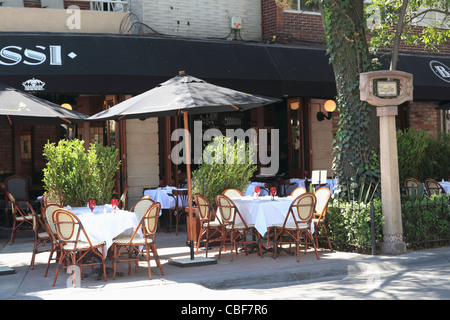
<box><xmin>395</xmin><ymin>54</ymin><xmax>450</xmax><ymax>101</ymax></box>
<box><xmin>0</xmin><ymin>32</ymin><xmax>334</xmax><ymax>97</ymax></box>
<box><xmin>0</xmin><ymin>32</ymin><xmax>448</xmax><ymax>101</ymax></box>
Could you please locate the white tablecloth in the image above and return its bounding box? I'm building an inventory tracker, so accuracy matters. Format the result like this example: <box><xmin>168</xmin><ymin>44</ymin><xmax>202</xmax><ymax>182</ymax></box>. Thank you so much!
<box><xmin>440</xmin><ymin>181</ymin><xmax>450</xmax><ymax>193</ymax></box>
<box><xmin>231</xmin><ymin>196</ymin><xmax>296</xmax><ymax>236</ymax></box>
<box><xmin>66</xmin><ymin>205</ymin><xmax>141</xmax><ymax>251</ymax></box>
<box><xmin>144</xmin><ymin>187</ymin><xmax>188</xmax><ymax>210</ymax></box>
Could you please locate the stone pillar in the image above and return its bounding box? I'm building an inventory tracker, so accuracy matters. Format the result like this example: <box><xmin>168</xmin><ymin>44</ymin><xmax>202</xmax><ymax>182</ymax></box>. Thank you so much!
<box><xmin>360</xmin><ymin>70</ymin><xmax>413</xmax><ymax>255</ymax></box>
<box><xmin>377</xmin><ymin>106</ymin><xmax>406</xmax><ymax>255</ymax></box>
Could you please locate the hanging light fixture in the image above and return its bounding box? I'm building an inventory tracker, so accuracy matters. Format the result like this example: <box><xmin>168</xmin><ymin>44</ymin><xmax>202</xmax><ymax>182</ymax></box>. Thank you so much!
<box><xmin>317</xmin><ymin>100</ymin><xmax>336</xmax><ymax>121</ymax></box>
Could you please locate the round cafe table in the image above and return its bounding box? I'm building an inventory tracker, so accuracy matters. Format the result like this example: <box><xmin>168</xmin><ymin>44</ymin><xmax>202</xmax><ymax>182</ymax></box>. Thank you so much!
<box><xmin>66</xmin><ymin>205</ymin><xmax>141</xmax><ymax>252</ymax></box>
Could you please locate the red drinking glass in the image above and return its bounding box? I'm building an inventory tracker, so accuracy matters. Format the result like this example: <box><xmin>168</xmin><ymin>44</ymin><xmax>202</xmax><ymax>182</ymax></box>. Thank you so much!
<box><xmin>270</xmin><ymin>187</ymin><xmax>276</xmax><ymax>200</ymax></box>
<box><xmin>88</xmin><ymin>200</ymin><xmax>96</xmax><ymax>212</ymax></box>
<box><xmin>254</xmin><ymin>186</ymin><xmax>260</xmax><ymax>196</ymax></box>
<box><xmin>111</xmin><ymin>199</ymin><xmax>118</xmax><ymax>212</ymax></box>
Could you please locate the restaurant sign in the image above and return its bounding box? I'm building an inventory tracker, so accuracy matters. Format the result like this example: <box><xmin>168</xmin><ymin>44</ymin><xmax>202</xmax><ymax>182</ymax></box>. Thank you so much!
<box><xmin>360</xmin><ymin>70</ymin><xmax>413</xmax><ymax>107</ymax></box>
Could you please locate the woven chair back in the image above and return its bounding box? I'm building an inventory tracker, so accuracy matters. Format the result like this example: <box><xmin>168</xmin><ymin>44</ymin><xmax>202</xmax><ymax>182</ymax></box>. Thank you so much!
<box><xmin>194</xmin><ymin>194</ymin><xmax>211</xmax><ymax>221</ymax></box>
<box><xmin>424</xmin><ymin>178</ymin><xmax>445</xmax><ymax>195</ymax></box>
<box><xmin>290</xmin><ymin>187</ymin><xmax>306</xmax><ymax>198</ymax></box>
<box><xmin>132</xmin><ymin>198</ymin><xmax>155</xmax><ymax>220</ymax></box>
<box><xmin>216</xmin><ymin>195</ymin><xmax>236</xmax><ymax>223</ymax></box>
<box><xmin>291</xmin><ymin>193</ymin><xmax>316</xmax><ymax>223</ymax></box>
<box><xmin>45</xmin><ymin>204</ymin><xmax>62</xmax><ymax>235</ymax></box>
<box><xmin>314</xmin><ymin>187</ymin><xmax>331</xmax><ymax>219</ymax></box>
<box><xmin>143</xmin><ymin>202</ymin><xmax>161</xmax><ymax>236</ymax></box>
<box><xmin>222</xmin><ymin>189</ymin><xmax>243</xmax><ymax>198</ymax></box>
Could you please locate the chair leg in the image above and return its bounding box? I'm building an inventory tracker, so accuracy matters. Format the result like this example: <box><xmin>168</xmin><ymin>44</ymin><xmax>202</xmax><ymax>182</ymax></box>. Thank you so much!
<box><xmin>322</xmin><ymin>224</ymin><xmax>333</xmax><ymax>251</ymax></box>
<box><xmin>112</xmin><ymin>245</ymin><xmax>117</xmax><ymax>280</ymax></box>
<box><xmin>195</xmin><ymin>227</ymin><xmax>204</xmax><ymax>255</ymax></box>
<box><xmin>175</xmin><ymin>210</ymin><xmax>179</xmax><ymax>236</ymax></box>
<box><xmin>151</xmin><ymin>245</ymin><xmax>164</xmax><ymax>276</ymax></box>
<box><xmin>45</xmin><ymin>248</ymin><xmax>54</xmax><ymax>277</ymax></box>
<box><xmin>9</xmin><ymin>221</ymin><xmax>17</xmax><ymax>245</ymax></box>
<box><xmin>30</xmin><ymin>237</ymin><xmax>38</xmax><ymax>270</ymax></box>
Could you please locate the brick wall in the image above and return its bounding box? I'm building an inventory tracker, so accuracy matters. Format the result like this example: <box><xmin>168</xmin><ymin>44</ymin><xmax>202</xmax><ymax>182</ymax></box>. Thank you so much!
<box><xmin>0</xmin><ymin>126</ymin><xmax>13</xmax><ymax>175</ymax></box>
<box><xmin>24</xmin><ymin>0</ymin><xmax>41</xmax><ymax>7</ymax></box>
<box><xmin>406</xmin><ymin>101</ymin><xmax>441</xmax><ymax>133</ymax></box>
<box><xmin>33</xmin><ymin>126</ymin><xmax>59</xmax><ymax>175</ymax></box>
<box><xmin>261</xmin><ymin>0</ymin><xmax>449</xmax><ymax>55</ymax></box>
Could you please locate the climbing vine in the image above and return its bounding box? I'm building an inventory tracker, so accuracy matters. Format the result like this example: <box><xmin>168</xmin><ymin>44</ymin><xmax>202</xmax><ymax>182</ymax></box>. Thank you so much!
<box><xmin>319</xmin><ymin>0</ymin><xmax>380</xmax><ymax>200</ymax></box>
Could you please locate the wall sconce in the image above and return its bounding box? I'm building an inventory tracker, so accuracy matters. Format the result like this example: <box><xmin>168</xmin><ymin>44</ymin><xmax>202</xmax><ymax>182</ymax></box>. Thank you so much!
<box><xmin>290</xmin><ymin>101</ymin><xmax>300</xmax><ymax>110</ymax></box>
<box><xmin>317</xmin><ymin>100</ymin><xmax>336</xmax><ymax>121</ymax></box>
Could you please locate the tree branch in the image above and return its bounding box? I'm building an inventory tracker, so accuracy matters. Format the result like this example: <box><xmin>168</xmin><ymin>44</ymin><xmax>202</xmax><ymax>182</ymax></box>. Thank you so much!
<box><xmin>390</xmin><ymin>0</ymin><xmax>409</xmax><ymax>71</ymax></box>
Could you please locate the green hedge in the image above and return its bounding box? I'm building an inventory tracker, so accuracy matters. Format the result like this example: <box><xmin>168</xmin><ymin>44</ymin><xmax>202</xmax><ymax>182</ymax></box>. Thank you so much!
<box><xmin>324</xmin><ymin>195</ymin><xmax>450</xmax><ymax>254</ymax></box>
<box><xmin>42</xmin><ymin>139</ymin><xmax>120</xmax><ymax>207</ymax></box>
<box><xmin>401</xmin><ymin>194</ymin><xmax>450</xmax><ymax>249</ymax></box>
<box><xmin>397</xmin><ymin>129</ymin><xmax>450</xmax><ymax>182</ymax></box>
<box><xmin>326</xmin><ymin>199</ymin><xmax>383</xmax><ymax>254</ymax></box>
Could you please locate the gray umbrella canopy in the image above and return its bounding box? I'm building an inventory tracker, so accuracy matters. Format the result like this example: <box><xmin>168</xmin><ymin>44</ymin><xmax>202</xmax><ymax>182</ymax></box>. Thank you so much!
<box><xmin>87</xmin><ymin>72</ymin><xmax>280</xmax><ymax>261</ymax></box>
<box><xmin>87</xmin><ymin>73</ymin><xmax>280</xmax><ymax>121</ymax></box>
<box><xmin>0</xmin><ymin>82</ymin><xmax>87</xmax><ymax>125</ymax></box>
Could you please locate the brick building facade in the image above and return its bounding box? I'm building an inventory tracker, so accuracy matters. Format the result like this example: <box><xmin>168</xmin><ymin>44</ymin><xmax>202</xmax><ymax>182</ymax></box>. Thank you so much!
<box><xmin>0</xmin><ymin>0</ymin><xmax>448</xmax><ymax>199</ymax></box>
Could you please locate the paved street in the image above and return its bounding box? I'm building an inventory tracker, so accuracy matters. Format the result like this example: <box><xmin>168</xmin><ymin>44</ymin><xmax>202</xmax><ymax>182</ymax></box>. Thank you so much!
<box><xmin>1</xmin><ymin>232</ymin><xmax>450</xmax><ymax>302</ymax></box>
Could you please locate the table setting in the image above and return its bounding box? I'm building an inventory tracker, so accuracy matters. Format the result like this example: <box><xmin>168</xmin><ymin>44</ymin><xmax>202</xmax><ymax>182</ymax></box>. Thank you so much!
<box><xmin>144</xmin><ymin>186</ymin><xmax>188</xmax><ymax>210</ymax></box>
<box><xmin>63</xmin><ymin>199</ymin><xmax>141</xmax><ymax>251</ymax></box>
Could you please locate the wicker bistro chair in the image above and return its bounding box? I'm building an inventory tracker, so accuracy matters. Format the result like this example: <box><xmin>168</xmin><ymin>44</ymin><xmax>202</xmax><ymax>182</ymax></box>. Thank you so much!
<box><xmin>222</xmin><ymin>189</ymin><xmax>244</xmax><ymax>198</ymax></box>
<box><xmin>215</xmin><ymin>194</ymin><xmax>263</xmax><ymax>261</ymax></box>
<box><xmin>130</xmin><ymin>197</ymin><xmax>155</xmax><ymax>220</ymax></box>
<box><xmin>290</xmin><ymin>187</ymin><xmax>307</xmax><ymax>198</ymax></box>
<box><xmin>313</xmin><ymin>187</ymin><xmax>333</xmax><ymax>251</ymax></box>
<box><xmin>273</xmin><ymin>193</ymin><xmax>319</xmax><ymax>262</ymax></box>
<box><xmin>42</xmin><ymin>204</ymin><xmax>62</xmax><ymax>277</ymax></box>
<box><xmin>118</xmin><ymin>186</ymin><xmax>129</xmax><ymax>210</ymax></box>
<box><xmin>403</xmin><ymin>177</ymin><xmax>421</xmax><ymax>196</ymax></box>
<box><xmin>7</xmin><ymin>192</ymin><xmax>34</xmax><ymax>245</ymax></box>
<box><xmin>4</xmin><ymin>175</ymin><xmax>29</xmax><ymax>226</ymax></box>
<box><xmin>194</xmin><ymin>193</ymin><xmax>223</xmax><ymax>258</ymax></box>
<box><xmin>171</xmin><ymin>189</ymin><xmax>189</xmax><ymax>235</ymax></box>
<box><xmin>27</xmin><ymin>203</ymin><xmax>51</xmax><ymax>270</ymax></box>
<box><xmin>112</xmin><ymin>202</ymin><xmax>164</xmax><ymax>280</ymax></box>
<box><xmin>52</xmin><ymin>208</ymin><xmax>107</xmax><ymax>286</ymax></box>
<box><xmin>424</xmin><ymin>178</ymin><xmax>446</xmax><ymax>196</ymax></box>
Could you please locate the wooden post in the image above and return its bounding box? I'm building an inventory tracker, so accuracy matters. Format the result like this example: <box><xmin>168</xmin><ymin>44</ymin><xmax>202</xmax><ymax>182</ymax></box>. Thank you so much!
<box><xmin>183</xmin><ymin>111</ymin><xmax>195</xmax><ymax>259</ymax></box>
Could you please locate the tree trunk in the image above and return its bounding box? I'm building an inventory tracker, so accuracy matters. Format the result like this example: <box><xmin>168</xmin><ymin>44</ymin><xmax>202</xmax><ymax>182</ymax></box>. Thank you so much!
<box><xmin>320</xmin><ymin>0</ymin><xmax>380</xmax><ymax>199</ymax></box>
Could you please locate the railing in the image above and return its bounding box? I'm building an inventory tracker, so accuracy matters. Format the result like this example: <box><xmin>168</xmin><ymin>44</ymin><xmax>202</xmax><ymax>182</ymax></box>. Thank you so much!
<box><xmin>325</xmin><ymin>194</ymin><xmax>450</xmax><ymax>255</ymax></box>
<box><xmin>78</xmin><ymin>0</ymin><xmax>130</xmax><ymax>12</ymax></box>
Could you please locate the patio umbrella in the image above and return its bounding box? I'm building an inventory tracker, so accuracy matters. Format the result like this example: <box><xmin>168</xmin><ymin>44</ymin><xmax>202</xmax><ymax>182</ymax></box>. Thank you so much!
<box><xmin>0</xmin><ymin>82</ymin><xmax>87</xmax><ymax>125</ymax></box>
<box><xmin>88</xmin><ymin>71</ymin><xmax>280</xmax><ymax>263</ymax></box>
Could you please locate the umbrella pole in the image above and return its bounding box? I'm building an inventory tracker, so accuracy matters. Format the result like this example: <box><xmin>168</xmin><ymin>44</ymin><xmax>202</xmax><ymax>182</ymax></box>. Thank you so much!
<box><xmin>183</xmin><ymin>111</ymin><xmax>195</xmax><ymax>260</ymax></box>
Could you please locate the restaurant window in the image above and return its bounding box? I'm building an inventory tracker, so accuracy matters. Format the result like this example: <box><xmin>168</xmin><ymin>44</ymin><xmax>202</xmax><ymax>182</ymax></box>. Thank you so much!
<box><xmin>287</xmin><ymin>98</ymin><xmax>305</xmax><ymax>177</ymax></box>
<box><xmin>287</xmin><ymin>0</ymin><xmax>320</xmax><ymax>13</ymax></box>
<box><xmin>90</xmin><ymin>126</ymin><xmax>104</xmax><ymax>145</ymax></box>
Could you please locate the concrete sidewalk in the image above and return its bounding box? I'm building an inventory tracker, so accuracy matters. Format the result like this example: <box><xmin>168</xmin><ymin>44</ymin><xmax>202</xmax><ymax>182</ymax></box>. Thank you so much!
<box><xmin>1</xmin><ymin>230</ymin><xmax>450</xmax><ymax>300</ymax></box>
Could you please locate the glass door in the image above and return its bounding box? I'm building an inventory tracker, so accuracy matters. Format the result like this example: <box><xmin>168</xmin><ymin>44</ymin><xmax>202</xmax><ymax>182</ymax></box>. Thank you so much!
<box><xmin>287</xmin><ymin>98</ymin><xmax>304</xmax><ymax>177</ymax></box>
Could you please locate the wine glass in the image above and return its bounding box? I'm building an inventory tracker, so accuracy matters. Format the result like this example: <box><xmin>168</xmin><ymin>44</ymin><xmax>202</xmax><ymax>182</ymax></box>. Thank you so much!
<box><xmin>270</xmin><ymin>187</ymin><xmax>277</xmax><ymax>200</ymax></box>
<box><xmin>254</xmin><ymin>186</ymin><xmax>260</xmax><ymax>199</ymax></box>
<box><xmin>111</xmin><ymin>198</ymin><xmax>118</xmax><ymax>213</ymax></box>
<box><xmin>88</xmin><ymin>200</ymin><xmax>96</xmax><ymax>213</ymax></box>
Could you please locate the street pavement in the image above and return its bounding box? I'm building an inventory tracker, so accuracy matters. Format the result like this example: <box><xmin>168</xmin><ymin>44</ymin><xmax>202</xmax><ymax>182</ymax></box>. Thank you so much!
<box><xmin>1</xmin><ymin>230</ymin><xmax>450</xmax><ymax>301</ymax></box>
